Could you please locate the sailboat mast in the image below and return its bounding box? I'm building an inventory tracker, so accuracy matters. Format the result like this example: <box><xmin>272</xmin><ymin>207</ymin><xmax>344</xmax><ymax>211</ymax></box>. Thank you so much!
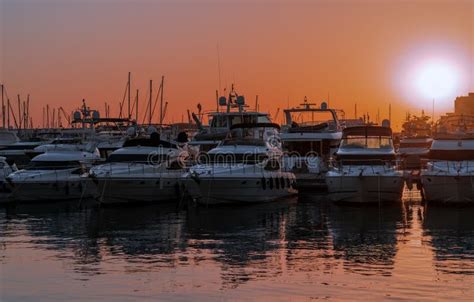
<box><xmin>128</xmin><ymin>72</ymin><xmax>131</xmax><ymax>120</ymax></box>
<box><xmin>1</xmin><ymin>84</ymin><xmax>4</xmax><ymax>128</ymax></box>
<box><xmin>160</xmin><ymin>76</ymin><xmax>164</xmax><ymax>124</ymax></box>
<box><xmin>149</xmin><ymin>80</ymin><xmax>152</xmax><ymax>126</ymax></box>
<box><xmin>136</xmin><ymin>89</ymin><xmax>139</xmax><ymax>122</ymax></box>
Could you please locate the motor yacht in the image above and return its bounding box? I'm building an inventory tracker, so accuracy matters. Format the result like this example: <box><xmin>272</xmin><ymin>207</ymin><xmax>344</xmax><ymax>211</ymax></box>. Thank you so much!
<box><xmin>6</xmin><ymin>150</ymin><xmax>100</xmax><ymax>202</ymax></box>
<box><xmin>326</xmin><ymin>125</ymin><xmax>404</xmax><ymax>203</ymax></box>
<box><xmin>182</xmin><ymin>123</ymin><xmax>298</xmax><ymax>205</ymax></box>
<box><xmin>281</xmin><ymin>98</ymin><xmax>343</xmax><ymax>191</ymax></box>
<box><xmin>421</xmin><ymin>132</ymin><xmax>474</xmax><ymax>203</ymax></box>
<box><xmin>190</xmin><ymin>88</ymin><xmax>272</xmax><ymax>152</ymax></box>
<box><xmin>398</xmin><ymin>113</ymin><xmax>433</xmax><ymax>170</ymax></box>
<box><xmin>90</xmin><ymin>132</ymin><xmax>190</xmax><ymax>204</ymax></box>
<box><xmin>0</xmin><ymin>129</ymin><xmax>20</xmax><ymax>147</ymax></box>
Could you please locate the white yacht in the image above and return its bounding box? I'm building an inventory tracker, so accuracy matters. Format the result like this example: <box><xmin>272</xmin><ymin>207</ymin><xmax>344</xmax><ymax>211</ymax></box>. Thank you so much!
<box><xmin>0</xmin><ymin>129</ymin><xmax>20</xmax><ymax>147</ymax></box>
<box><xmin>90</xmin><ymin>132</ymin><xmax>190</xmax><ymax>204</ymax></box>
<box><xmin>421</xmin><ymin>133</ymin><xmax>474</xmax><ymax>203</ymax></box>
<box><xmin>182</xmin><ymin>123</ymin><xmax>298</xmax><ymax>205</ymax></box>
<box><xmin>26</xmin><ymin>137</ymin><xmax>94</xmax><ymax>159</ymax></box>
<box><xmin>326</xmin><ymin>125</ymin><xmax>404</xmax><ymax>203</ymax></box>
<box><xmin>190</xmin><ymin>88</ymin><xmax>272</xmax><ymax>153</ymax></box>
<box><xmin>281</xmin><ymin>99</ymin><xmax>343</xmax><ymax>191</ymax></box>
<box><xmin>398</xmin><ymin>113</ymin><xmax>433</xmax><ymax>170</ymax></box>
<box><xmin>6</xmin><ymin>150</ymin><xmax>100</xmax><ymax>202</ymax></box>
<box><xmin>0</xmin><ymin>139</ymin><xmax>48</xmax><ymax>168</ymax></box>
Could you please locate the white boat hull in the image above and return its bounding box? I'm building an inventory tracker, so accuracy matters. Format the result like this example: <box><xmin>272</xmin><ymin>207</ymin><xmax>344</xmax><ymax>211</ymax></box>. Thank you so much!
<box><xmin>8</xmin><ymin>179</ymin><xmax>96</xmax><ymax>202</ymax></box>
<box><xmin>421</xmin><ymin>174</ymin><xmax>474</xmax><ymax>203</ymax></box>
<box><xmin>94</xmin><ymin>177</ymin><xmax>180</xmax><ymax>204</ymax></box>
<box><xmin>183</xmin><ymin>175</ymin><xmax>297</xmax><ymax>205</ymax></box>
<box><xmin>326</xmin><ymin>175</ymin><xmax>404</xmax><ymax>203</ymax></box>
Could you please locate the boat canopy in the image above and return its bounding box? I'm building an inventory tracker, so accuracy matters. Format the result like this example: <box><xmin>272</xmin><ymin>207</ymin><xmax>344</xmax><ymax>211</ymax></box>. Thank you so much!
<box><xmin>342</xmin><ymin>126</ymin><xmax>392</xmax><ymax>138</ymax></box>
<box><xmin>230</xmin><ymin>122</ymin><xmax>280</xmax><ymax>130</ymax></box>
<box><xmin>123</xmin><ymin>135</ymin><xmax>177</xmax><ymax>149</ymax></box>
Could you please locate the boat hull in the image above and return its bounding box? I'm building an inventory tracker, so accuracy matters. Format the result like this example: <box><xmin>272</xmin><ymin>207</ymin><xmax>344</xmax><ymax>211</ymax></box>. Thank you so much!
<box><xmin>94</xmin><ymin>177</ymin><xmax>180</xmax><ymax>204</ymax></box>
<box><xmin>421</xmin><ymin>174</ymin><xmax>474</xmax><ymax>203</ymax></box>
<box><xmin>183</xmin><ymin>175</ymin><xmax>298</xmax><ymax>205</ymax></box>
<box><xmin>8</xmin><ymin>179</ymin><xmax>96</xmax><ymax>202</ymax></box>
<box><xmin>326</xmin><ymin>175</ymin><xmax>404</xmax><ymax>204</ymax></box>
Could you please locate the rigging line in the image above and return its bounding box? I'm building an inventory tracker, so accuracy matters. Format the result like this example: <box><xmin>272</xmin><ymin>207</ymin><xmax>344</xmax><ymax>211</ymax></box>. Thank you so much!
<box><xmin>151</xmin><ymin>81</ymin><xmax>163</xmax><ymax>123</ymax></box>
<box><xmin>141</xmin><ymin>86</ymin><xmax>150</xmax><ymax>125</ymax></box>
<box><xmin>118</xmin><ymin>81</ymin><xmax>129</xmax><ymax>118</ymax></box>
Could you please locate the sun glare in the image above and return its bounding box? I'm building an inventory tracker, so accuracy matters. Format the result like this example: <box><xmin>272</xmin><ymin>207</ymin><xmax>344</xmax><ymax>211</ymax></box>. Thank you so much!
<box><xmin>413</xmin><ymin>60</ymin><xmax>459</xmax><ymax>100</ymax></box>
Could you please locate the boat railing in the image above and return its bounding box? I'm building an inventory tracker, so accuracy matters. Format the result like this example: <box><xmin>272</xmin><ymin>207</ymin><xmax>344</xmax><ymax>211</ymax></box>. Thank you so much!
<box><xmin>98</xmin><ymin>160</ymin><xmax>188</xmax><ymax>176</ymax></box>
<box><xmin>423</xmin><ymin>159</ymin><xmax>474</xmax><ymax>173</ymax></box>
<box><xmin>12</xmin><ymin>166</ymin><xmax>83</xmax><ymax>182</ymax></box>
<box><xmin>331</xmin><ymin>158</ymin><xmax>402</xmax><ymax>174</ymax></box>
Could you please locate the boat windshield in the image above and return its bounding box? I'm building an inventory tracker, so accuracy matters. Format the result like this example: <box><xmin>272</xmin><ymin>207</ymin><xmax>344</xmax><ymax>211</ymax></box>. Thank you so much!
<box><xmin>340</xmin><ymin>136</ymin><xmax>393</xmax><ymax>149</ymax></box>
<box><xmin>288</xmin><ymin>111</ymin><xmax>336</xmax><ymax>128</ymax></box>
<box><xmin>210</xmin><ymin>114</ymin><xmax>270</xmax><ymax>128</ymax></box>
<box><xmin>25</xmin><ymin>161</ymin><xmax>81</xmax><ymax>170</ymax></box>
<box><xmin>222</xmin><ymin>128</ymin><xmax>266</xmax><ymax>146</ymax></box>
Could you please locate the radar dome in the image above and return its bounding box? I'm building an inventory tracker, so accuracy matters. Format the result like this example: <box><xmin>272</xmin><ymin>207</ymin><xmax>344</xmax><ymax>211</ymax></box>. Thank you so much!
<box><xmin>147</xmin><ymin>126</ymin><xmax>158</xmax><ymax>135</ymax></box>
<box><xmin>73</xmin><ymin>111</ymin><xmax>81</xmax><ymax>122</ymax></box>
<box><xmin>218</xmin><ymin>96</ymin><xmax>227</xmax><ymax>106</ymax></box>
<box><xmin>236</xmin><ymin>95</ymin><xmax>245</xmax><ymax>105</ymax></box>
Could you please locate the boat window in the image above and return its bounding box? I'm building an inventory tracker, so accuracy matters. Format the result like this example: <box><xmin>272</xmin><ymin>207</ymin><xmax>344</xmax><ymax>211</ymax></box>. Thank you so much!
<box><xmin>340</xmin><ymin>136</ymin><xmax>393</xmax><ymax>149</ymax></box>
<box><xmin>258</xmin><ymin>115</ymin><xmax>271</xmax><ymax>123</ymax></box>
<box><xmin>223</xmin><ymin>128</ymin><xmax>266</xmax><ymax>146</ymax></box>
<box><xmin>25</xmin><ymin>161</ymin><xmax>81</xmax><ymax>170</ymax></box>
<box><xmin>399</xmin><ymin>142</ymin><xmax>432</xmax><ymax>148</ymax></box>
<box><xmin>210</xmin><ymin>116</ymin><xmax>227</xmax><ymax>128</ymax></box>
<box><xmin>288</xmin><ymin>111</ymin><xmax>336</xmax><ymax>129</ymax></box>
<box><xmin>107</xmin><ymin>154</ymin><xmax>168</xmax><ymax>163</ymax></box>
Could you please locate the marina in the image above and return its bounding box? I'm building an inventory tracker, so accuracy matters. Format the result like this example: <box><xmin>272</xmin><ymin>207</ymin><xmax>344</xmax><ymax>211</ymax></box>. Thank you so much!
<box><xmin>2</xmin><ymin>0</ymin><xmax>474</xmax><ymax>300</ymax></box>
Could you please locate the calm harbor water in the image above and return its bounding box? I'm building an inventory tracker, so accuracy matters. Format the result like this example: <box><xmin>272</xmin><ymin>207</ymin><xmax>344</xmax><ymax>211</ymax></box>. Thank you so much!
<box><xmin>1</xmin><ymin>194</ymin><xmax>474</xmax><ymax>301</ymax></box>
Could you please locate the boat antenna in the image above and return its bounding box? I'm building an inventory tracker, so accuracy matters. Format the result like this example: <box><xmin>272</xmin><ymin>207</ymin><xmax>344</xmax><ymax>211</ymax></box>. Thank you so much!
<box><xmin>128</xmin><ymin>72</ymin><xmax>131</xmax><ymax>120</ymax></box>
<box><xmin>389</xmin><ymin>103</ymin><xmax>392</xmax><ymax>125</ymax></box>
<box><xmin>217</xmin><ymin>43</ymin><xmax>222</xmax><ymax>95</ymax></box>
<box><xmin>160</xmin><ymin>76</ymin><xmax>164</xmax><ymax>125</ymax></box>
<box><xmin>149</xmin><ymin>79</ymin><xmax>153</xmax><ymax>125</ymax></box>
<box><xmin>0</xmin><ymin>84</ymin><xmax>4</xmax><ymax>128</ymax></box>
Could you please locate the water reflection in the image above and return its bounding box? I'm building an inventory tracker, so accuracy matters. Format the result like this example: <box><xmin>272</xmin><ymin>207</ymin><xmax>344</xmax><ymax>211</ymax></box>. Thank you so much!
<box><xmin>326</xmin><ymin>203</ymin><xmax>405</xmax><ymax>276</ymax></box>
<box><xmin>423</xmin><ymin>205</ymin><xmax>474</xmax><ymax>275</ymax></box>
<box><xmin>1</xmin><ymin>198</ymin><xmax>474</xmax><ymax>300</ymax></box>
<box><xmin>186</xmin><ymin>199</ymin><xmax>297</xmax><ymax>288</ymax></box>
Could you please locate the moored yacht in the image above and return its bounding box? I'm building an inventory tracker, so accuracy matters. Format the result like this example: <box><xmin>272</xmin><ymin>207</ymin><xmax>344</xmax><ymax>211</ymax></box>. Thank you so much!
<box><xmin>190</xmin><ymin>88</ymin><xmax>272</xmax><ymax>152</ymax></box>
<box><xmin>90</xmin><ymin>132</ymin><xmax>190</xmax><ymax>204</ymax></box>
<box><xmin>326</xmin><ymin>125</ymin><xmax>404</xmax><ymax>203</ymax></box>
<box><xmin>6</xmin><ymin>150</ymin><xmax>100</xmax><ymax>202</ymax></box>
<box><xmin>398</xmin><ymin>113</ymin><xmax>433</xmax><ymax>170</ymax></box>
<box><xmin>421</xmin><ymin>132</ymin><xmax>474</xmax><ymax>203</ymax></box>
<box><xmin>281</xmin><ymin>98</ymin><xmax>343</xmax><ymax>191</ymax></box>
<box><xmin>25</xmin><ymin>137</ymin><xmax>94</xmax><ymax>159</ymax></box>
<box><xmin>182</xmin><ymin>123</ymin><xmax>298</xmax><ymax>205</ymax></box>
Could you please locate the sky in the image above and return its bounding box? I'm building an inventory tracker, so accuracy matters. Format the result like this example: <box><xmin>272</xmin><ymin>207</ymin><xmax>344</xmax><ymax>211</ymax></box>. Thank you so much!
<box><xmin>1</xmin><ymin>0</ymin><xmax>473</xmax><ymax>130</ymax></box>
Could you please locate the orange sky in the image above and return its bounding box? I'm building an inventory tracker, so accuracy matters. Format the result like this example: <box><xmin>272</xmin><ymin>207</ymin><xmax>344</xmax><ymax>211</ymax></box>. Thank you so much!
<box><xmin>1</xmin><ymin>0</ymin><xmax>473</xmax><ymax>130</ymax></box>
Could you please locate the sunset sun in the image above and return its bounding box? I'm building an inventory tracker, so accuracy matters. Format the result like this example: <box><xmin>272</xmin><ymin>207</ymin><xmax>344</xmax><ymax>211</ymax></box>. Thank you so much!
<box><xmin>413</xmin><ymin>60</ymin><xmax>459</xmax><ymax>100</ymax></box>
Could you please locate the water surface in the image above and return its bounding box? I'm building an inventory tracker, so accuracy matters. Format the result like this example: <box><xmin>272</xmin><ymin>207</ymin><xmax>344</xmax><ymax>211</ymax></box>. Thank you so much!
<box><xmin>1</xmin><ymin>196</ymin><xmax>473</xmax><ymax>301</ymax></box>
